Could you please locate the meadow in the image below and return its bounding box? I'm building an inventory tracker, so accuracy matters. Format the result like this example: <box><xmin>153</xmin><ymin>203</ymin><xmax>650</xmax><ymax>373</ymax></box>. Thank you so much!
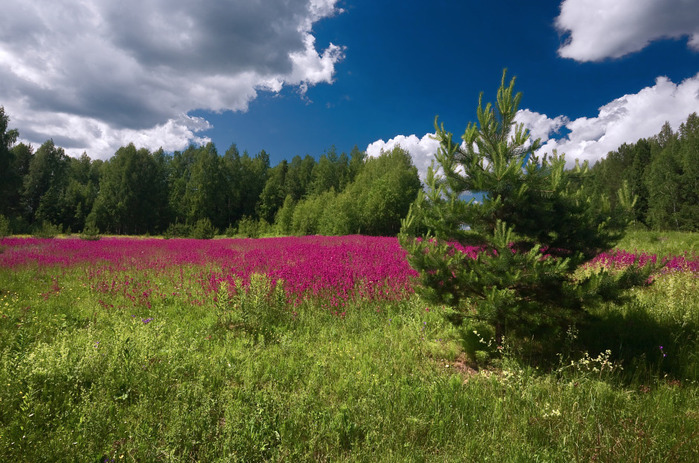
<box><xmin>0</xmin><ymin>233</ymin><xmax>697</xmax><ymax>462</ymax></box>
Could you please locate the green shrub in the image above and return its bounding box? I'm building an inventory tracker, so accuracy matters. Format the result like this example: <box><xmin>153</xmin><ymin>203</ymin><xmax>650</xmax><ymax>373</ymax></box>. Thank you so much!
<box><xmin>80</xmin><ymin>221</ymin><xmax>101</xmax><ymax>240</ymax></box>
<box><xmin>236</xmin><ymin>215</ymin><xmax>259</xmax><ymax>238</ymax></box>
<box><xmin>273</xmin><ymin>195</ymin><xmax>296</xmax><ymax>235</ymax></box>
<box><xmin>257</xmin><ymin>218</ymin><xmax>272</xmax><ymax>237</ymax></box>
<box><xmin>164</xmin><ymin>222</ymin><xmax>193</xmax><ymax>239</ymax></box>
<box><xmin>32</xmin><ymin>221</ymin><xmax>60</xmax><ymax>239</ymax></box>
<box><xmin>191</xmin><ymin>218</ymin><xmax>217</xmax><ymax>239</ymax></box>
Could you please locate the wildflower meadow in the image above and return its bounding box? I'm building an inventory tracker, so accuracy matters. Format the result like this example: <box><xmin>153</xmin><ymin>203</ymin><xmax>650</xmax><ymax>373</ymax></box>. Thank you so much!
<box><xmin>1</xmin><ymin>233</ymin><xmax>698</xmax><ymax>461</ymax></box>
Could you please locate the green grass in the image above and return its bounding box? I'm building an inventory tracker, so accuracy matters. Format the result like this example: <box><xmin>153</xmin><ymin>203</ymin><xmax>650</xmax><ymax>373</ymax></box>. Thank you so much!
<box><xmin>1</xmin><ymin>250</ymin><xmax>698</xmax><ymax>461</ymax></box>
<box><xmin>616</xmin><ymin>229</ymin><xmax>699</xmax><ymax>257</ymax></box>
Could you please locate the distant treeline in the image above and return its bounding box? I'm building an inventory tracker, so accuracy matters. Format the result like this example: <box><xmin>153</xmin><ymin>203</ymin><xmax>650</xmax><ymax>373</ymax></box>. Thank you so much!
<box><xmin>2</xmin><ymin>106</ymin><xmax>697</xmax><ymax>237</ymax></box>
<box><xmin>0</xmin><ymin>107</ymin><xmax>421</xmax><ymax>237</ymax></box>
<box><xmin>585</xmin><ymin>112</ymin><xmax>698</xmax><ymax>231</ymax></box>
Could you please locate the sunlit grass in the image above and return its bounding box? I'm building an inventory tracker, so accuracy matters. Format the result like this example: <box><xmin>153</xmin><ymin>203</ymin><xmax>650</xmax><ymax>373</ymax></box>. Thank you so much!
<box><xmin>616</xmin><ymin>229</ymin><xmax>699</xmax><ymax>257</ymax></box>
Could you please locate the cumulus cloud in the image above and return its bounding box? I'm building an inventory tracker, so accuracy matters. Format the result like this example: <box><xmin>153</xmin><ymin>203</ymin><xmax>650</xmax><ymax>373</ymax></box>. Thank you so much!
<box><xmin>0</xmin><ymin>0</ymin><xmax>343</xmax><ymax>158</ymax></box>
<box><xmin>369</xmin><ymin>74</ymin><xmax>699</xmax><ymax>173</ymax></box>
<box><xmin>556</xmin><ymin>0</ymin><xmax>699</xmax><ymax>61</ymax></box>
<box><xmin>512</xmin><ymin>110</ymin><xmax>569</xmax><ymax>145</ymax></box>
<box><xmin>366</xmin><ymin>133</ymin><xmax>441</xmax><ymax>182</ymax></box>
<box><xmin>518</xmin><ymin>74</ymin><xmax>699</xmax><ymax>166</ymax></box>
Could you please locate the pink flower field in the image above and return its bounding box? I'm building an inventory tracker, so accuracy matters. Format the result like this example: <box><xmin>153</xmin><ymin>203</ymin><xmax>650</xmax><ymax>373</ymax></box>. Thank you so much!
<box><xmin>587</xmin><ymin>249</ymin><xmax>699</xmax><ymax>273</ymax></box>
<box><xmin>0</xmin><ymin>236</ymin><xmax>419</xmax><ymax>309</ymax></box>
<box><xmin>0</xmin><ymin>236</ymin><xmax>696</xmax><ymax>312</ymax></box>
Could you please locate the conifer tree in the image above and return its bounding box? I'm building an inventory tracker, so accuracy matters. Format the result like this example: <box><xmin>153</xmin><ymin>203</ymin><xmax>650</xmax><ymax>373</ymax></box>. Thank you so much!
<box><xmin>400</xmin><ymin>71</ymin><xmax>648</xmax><ymax>357</ymax></box>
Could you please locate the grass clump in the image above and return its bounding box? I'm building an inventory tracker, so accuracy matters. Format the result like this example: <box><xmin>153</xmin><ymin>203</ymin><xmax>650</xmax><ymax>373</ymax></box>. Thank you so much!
<box><xmin>216</xmin><ymin>274</ymin><xmax>291</xmax><ymax>345</ymax></box>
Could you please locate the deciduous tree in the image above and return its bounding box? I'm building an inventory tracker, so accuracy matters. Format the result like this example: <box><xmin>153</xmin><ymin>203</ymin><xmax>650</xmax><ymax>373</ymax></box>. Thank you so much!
<box><xmin>23</xmin><ymin>140</ymin><xmax>70</xmax><ymax>227</ymax></box>
<box><xmin>0</xmin><ymin>107</ymin><xmax>20</xmax><ymax>217</ymax></box>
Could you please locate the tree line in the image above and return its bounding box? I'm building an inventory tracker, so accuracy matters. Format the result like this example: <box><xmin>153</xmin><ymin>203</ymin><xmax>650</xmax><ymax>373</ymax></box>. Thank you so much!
<box><xmin>585</xmin><ymin>112</ymin><xmax>699</xmax><ymax>231</ymax></box>
<box><xmin>0</xmin><ymin>107</ymin><xmax>421</xmax><ymax>238</ymax></box>
<box><xmin>2</xmin><ymin>104</ymin><xmax>696</xmax><ymax>238</ymax></box>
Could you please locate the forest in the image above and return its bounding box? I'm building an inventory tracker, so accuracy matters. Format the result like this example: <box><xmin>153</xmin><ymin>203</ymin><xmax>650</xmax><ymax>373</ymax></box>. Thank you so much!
<box><xmin>586</xmin><ymin>113</ymin><xmax>699</xmax><ymax>230</ymax></box>
<box><xmin>0</xmin><ymin>106</ymin><xmax>697</xmax><ymax>238</ymax></box>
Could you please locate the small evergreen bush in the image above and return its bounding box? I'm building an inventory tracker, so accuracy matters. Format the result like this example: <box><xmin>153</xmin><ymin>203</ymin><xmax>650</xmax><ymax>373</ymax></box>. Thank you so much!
<box><xmin>32</xmin><ymin>221</ymin><xmax>60</xmax><ymax>239</ymax></box>
<box><xmin>163</xmin><ymin>222</ymin><xmax>193</xmax><ymax>239</ymax></box>
<box><xmin>236</xmin><ymin>216</ymin><xmax>259</xmax><ymax>238</ymax></box>
<box><xmin>80</xmin><ymin>221</ymin><xmax>101</xmax><ymax>240</ymax></box>
<box><xmin>400</xmin><ymin>71</ymin><xmax>652</xmax><ymax>362</ymax></box>
<box><xmin>191</xmin><ymin>218</ymin><xmax>216</xmax><ymax>239</ymax></box>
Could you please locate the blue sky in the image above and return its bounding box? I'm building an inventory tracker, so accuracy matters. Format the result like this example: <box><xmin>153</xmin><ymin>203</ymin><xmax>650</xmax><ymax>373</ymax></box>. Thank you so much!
<box><xmin>2</xmin><ymin>0</ymin><xmax>698</xmax><ymax>176</ymax></box>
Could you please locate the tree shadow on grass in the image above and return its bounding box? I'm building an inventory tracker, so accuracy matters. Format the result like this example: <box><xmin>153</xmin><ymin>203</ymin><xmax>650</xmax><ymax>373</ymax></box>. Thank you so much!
<box><xmin>577</xmin><ymin>302</ymin><xmax>698</xmax><ymax>382</ymax></box>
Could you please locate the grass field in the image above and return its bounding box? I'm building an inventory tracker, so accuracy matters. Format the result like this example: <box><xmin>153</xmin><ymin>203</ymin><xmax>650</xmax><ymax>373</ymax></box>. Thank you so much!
<box><xmin>615</xmin><ymin>229</ymin><xmax>699</xmax><ymax>257</ymax></box>
<box><xmin>0</xmin><ymin>232</ymin><xmax>697</xmax><ymax>462</ymax></box>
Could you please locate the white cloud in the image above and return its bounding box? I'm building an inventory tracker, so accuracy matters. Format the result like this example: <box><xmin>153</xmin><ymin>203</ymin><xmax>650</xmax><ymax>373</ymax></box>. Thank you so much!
<box><xmin>0</xmin><ymin>0</ymin><xmax>343</xmax><ymax>158</ymax></box>
<box><xmin>519</xmin><ymin>74</ymin><xmax>699</xmax><ymax>166</ymax></box>
<box><xmin>369</xmin><ymin>74</ymin><xmax>699</xmax><ymax>173</ymax></box>
<box><xmin>366</xmin><ymin>133</ymin><xmax>441</xmax><ymax>182</ymax></box>
<box><xmin>556</xmin><ymin>0</ymin><xmax>699</xmax><ymax>61</ymax></box>
<box><xmin>513</xmin><ymin>109</ymin><xmax>569</xmax><ymax>144</ymax></box>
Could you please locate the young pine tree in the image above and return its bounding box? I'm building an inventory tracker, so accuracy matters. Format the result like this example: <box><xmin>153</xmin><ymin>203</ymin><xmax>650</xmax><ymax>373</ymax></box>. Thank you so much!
<box><xmin>400</xmin><ymin>71</ymin><xmax>649</xmax><ymax>358</ymax></box>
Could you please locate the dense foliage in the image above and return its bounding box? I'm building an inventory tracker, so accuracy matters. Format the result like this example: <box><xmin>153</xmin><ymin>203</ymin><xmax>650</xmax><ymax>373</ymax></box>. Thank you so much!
<box><xmin>586</xmin><ymin>112</ymin><xmax>699</xmax><ymax>231</ymax></box>
<box><xmin>400</xmin><ymin>72</ymin><xmax>651</xmax><ymax>358</ymax></box>
<box><xmin>0</xmin><ymin>106</ymin><xmax>419</xmax><ymax>237</ymax></box>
